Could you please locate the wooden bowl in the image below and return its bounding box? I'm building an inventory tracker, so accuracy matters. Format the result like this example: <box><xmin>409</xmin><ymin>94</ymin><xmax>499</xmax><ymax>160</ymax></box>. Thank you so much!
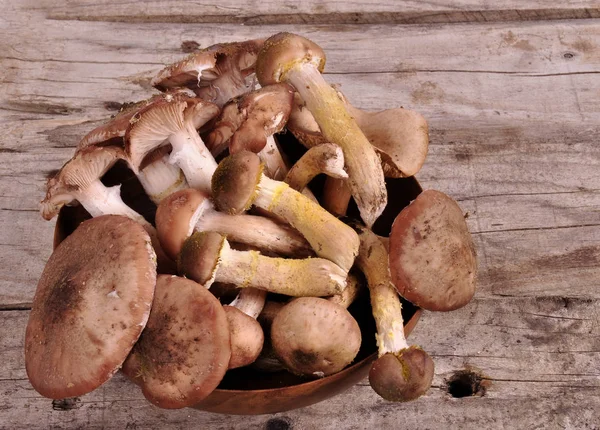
<box><xmin>54</xmin><ymin>145</ymin><xmax>423</xmax><ymax>415</ymax></box>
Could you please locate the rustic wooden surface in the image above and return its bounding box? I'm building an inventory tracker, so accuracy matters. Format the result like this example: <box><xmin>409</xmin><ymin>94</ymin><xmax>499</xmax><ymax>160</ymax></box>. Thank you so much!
<box><xmin>1</xmin><ymin>1</ymin><xmax>600</xmax><ymax>429</ymax></box>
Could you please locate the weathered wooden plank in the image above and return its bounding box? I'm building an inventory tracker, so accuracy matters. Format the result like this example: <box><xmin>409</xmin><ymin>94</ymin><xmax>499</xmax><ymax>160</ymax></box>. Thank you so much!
<box><xmin>14</xmin><ymin>0</ymin><xmax>600</xmax><ymax>24</ymax></box>
<box><xmin>2</xmin><ymin>296</ymin><xmax>599</xmax><ymax>428</ymax></box>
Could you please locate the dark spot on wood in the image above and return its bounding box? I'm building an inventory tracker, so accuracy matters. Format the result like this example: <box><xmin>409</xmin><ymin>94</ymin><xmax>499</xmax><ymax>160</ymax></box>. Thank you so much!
<box><xmin>445</xmin><ymin>369</ymin><xmax>488</xmax><ymax>398</ymax></box>
<box><xmin>563</xmin><ymin>51</ymin><xmax>575</xmax><ymax>59</ymax></box>
<box><xmin>265</xmin><ymin>417</ymin><xmax>293</xmax><ymax>430</ymax></box>
<box><xmin>0</xmin><ymin>148</ymin><xmax>24</xmax><ymax>153</ymax></box>
<box><xmin>52</xmin><ymin>397</ymin><xmax>82</xmax><ymax>411</ymax></box>
<box><xmin>5</xmin><ymin>100</ymin><xmax>82</xmax><ymax>116</ymax></box>
<box><xmin>181</xmin><ymin>40</ymin><xmax>201</xmax><ymax>53</ymax></box>
<box><xmin>45</xmin><ymin>169</ymin><xmax>60</xmax><ymax>180</ymax></box>
<box><xmin>454</xmin><ymin>152</ymin><xmax>472</xmax><ymax>161</ymax></box>
<box><xmin>104</xmin><ymin>101</ymin><xmax>123</xmax><ymax>111</ymax></box>
<box><xmin>291</xmin><ymin>349</ymin><xmax>318</xmax><ymax>366</ymax></box>
<box><xmin>39</xmin><ymin>120</ymin><xmax>98</xmax><ymax>148</ymax></box>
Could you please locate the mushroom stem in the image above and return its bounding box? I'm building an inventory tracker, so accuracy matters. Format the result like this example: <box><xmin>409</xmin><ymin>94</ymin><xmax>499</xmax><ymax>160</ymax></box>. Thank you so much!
<box><xmin>252</xmin><ymin>174</ymin><xmax>358</xmax><ymax>273</ymax></box>
<box><xmin>217</xmin><ymin>239</ymin><xmax>346</xmax><ymax>297</ymax></box>
<box><xmin>321</xmin><ymin>177</ymin><xmax>352</xmax><ymax>217</ymax></box>
<box><xmin>355</xmin><ymin>225</ymin><xmax>434</xmax><ymax>402</ymax></box>
<box><xmin>258</xmin><ymin>135</ymin><xmax>288</xmax><ymax>181</ymax></box>
<box><xmin>168</xmin><ymin>122</ymin><xmax>217</xmax><ymax>193</ymax></box>
<box><xmin>282</xmin><ymin>60</ymin><xmax>386</xmax><ymax>227</ymax></box>
<box><xmin>284</xmin><ymin>143</ymin><xmax>347</xmax><ymax>192</ymax></box>
<box><xmin>137</xmin><ymin>154</ymin><xmax>188</xmax><ymax>204</ymax></box>
<box><xmin>229</xmin><ymin>287</ymin><xmax>267</xmax><ymax>319</ymax></box>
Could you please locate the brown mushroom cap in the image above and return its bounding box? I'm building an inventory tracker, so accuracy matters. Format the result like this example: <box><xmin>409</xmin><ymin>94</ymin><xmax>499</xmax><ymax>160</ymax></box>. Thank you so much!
<box><xmin>369</xmin><ymin>346</ymin><xmax>435</xmax><ymax>402</ymax></box>
<box><xmin>25</xmin><ymin>215</ymin><xmax>157</xmax><ymax>399</ymax></box>
<box><xmin>224</xmin><ymin>306</ymin><xmax>264</xmax><ymax>369</ymax></box>
<box><xmin>122</xmin><ymin>275</ymin><xmax>231</xmax><ymax>409</ymax></box>
<box><xmin>255</xmin><ymin>32</ymin><xmax>325</xmax><ymax>86</ymax></box>
<box><xmin>177</xmin><ymin>231</ymin><xmax>225</xmax><ymax>286</ymax></box>
<box><xmin>211</xmin><ymin>151</ymin><xmax>263</xmax><ymax>214</ymax></box>
<box><xmin>271</xmin><ymin>297</ymin><xmax>361</xmax><ymax>377</ymax></box>
<box><xmin>389</xmin><ymin>190</ymin><xmax>477</xmax><ymax>311</ymax></box>
<box><xmin>155</xmin><ymin>188</ymin><xmax>208</xmax><ymax>260</ymax></box>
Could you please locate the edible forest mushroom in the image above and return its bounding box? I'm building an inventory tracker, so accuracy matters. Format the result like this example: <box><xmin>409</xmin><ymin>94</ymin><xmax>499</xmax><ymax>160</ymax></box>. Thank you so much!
<box><xmin>389</xmin><ymin>190</ymin><xmax>477</xmax><ymax>311</ymax></box>
<box><xmin>78</xmin><ymin>94</ymin><xmax>188</xmax><ymax>204</ymax></box>
<box><xmin>211</xmin><ymin>151</ymin><xmax>359</xmax><ymax>274</ymax></box>
<box><xmin>284</xmin><ymin>143</ymin><xmax>347</xmax><ymax>192</ymax></box>
<box><xmin>225</xmin><ymin>287</ymin><xmax>267</xmax><ymax>369</ymax></box>
<box><xmin>25</xmin><ymin>215</ymin><xmax>157</xmax><ymax>399</ymax></box>
<box><xmin>152</xmin><ymin>39</ymin><xmax>265</xmax><ymax>107</ymax></box>
<box><xmin>155</xmin><ymin>188</ymin><xmax>312</xmax><ymax>260</ymax></box>
<box><xmin>125</xmin><ymin>93</ymin><xmax>220</xmax><ymax>194</ymax></box>
<box><xmin>41</xmin><ymin>145</ymin><xmax>175</xmax><ymax>273</ymax></box>
<box><xmin>255</xmin><ymin>32</ymin><xmax>387</xmax><ymax>228</ymax></box>
<box><xmin>355</xmin><ymin>224</ymin><xmax>434</xmax><ymax>402</ymax></box>
<box><xmin>122</xmin><ymin>275</ymin><xmax>231</xmax><ymax>409</ymax></box>
<box><xmin>177</xmin><ymin>231</ymin><xmax>346</xmax><ymax>297</ymax></box>
<box><xmin>271</xmin><ymin>297</ymin><xmax>361</xmax><ymax>377</ymax></box>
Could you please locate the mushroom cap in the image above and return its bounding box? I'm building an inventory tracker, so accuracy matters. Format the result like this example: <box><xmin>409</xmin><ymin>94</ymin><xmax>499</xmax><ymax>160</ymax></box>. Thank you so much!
<box><xmin>152</xmin><ymin>39</ymin><xmax>265</xmax><ymax>103</ymax></box>
<box><xmin>124</xmin><ymin>93</ymin><xmax>219</xmax><ymax>172</ymax></box>
<box><xmin>211</xmin><ymin>150</ymin><xmax>263</xmax><ymax>215</ymax></box>
<box><xmin>255</xmin><ymin>32</ymin><xmax>326</xmax><ymax>86</ymax></box>
<box><xmin>369</xmin><ymin>346</ymin><xmax>434</xmax><ymax>402</ymax></box>
<box><xmin>207</xmin><ymin>83</ymin><xmax>295</xmax><ymax>155</ymax></box>
<box><xmin>155</xmin><ymin>188</ymin><xmax>210</xmax><ymax>260</ymax></box>
<box><xmin>177</xmin><ymin>231</ymin><xmax>225</xmax><ymax>286</ymax></box>
<box><xmin>224</xmin><ymin>306</ymin><xmax>265</xmax><ymax>369</ymax></box>
<box><xmin>40</xmin><ymin>145</ymin><xmax>125</xmax><ymax>220</ymax></box>
<box><xmin>122</xmin><ymin>275</ymin><xmax>231</xmax><ymax>409</ymax></box>
<box><xmin>25</xmin><ymin>215</ymin><xmax>157</xmax><ymax>399</ymax></box>
<box><xmin>389</xmin><ymin>190</ymin><xmax>477</xmax><ymax>312</ymax></box>
<box><xmin>271</xmin><ymin>297</ymin><xmax>361</xmax><ymax>377</ymax></box>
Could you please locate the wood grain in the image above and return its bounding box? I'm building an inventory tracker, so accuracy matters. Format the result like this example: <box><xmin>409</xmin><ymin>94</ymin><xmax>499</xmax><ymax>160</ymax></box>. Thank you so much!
<box><xmin>1</xmin><ymin>0</ymin><xmax>600</xmax><ymax>428</ymax></box>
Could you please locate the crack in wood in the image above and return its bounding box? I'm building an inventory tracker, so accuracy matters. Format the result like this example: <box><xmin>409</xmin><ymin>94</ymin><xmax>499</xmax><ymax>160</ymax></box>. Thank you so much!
<box><xmin>0</xmin><ymin>303</ymin><xmax>32</xmax><ymax>311</ymax></box>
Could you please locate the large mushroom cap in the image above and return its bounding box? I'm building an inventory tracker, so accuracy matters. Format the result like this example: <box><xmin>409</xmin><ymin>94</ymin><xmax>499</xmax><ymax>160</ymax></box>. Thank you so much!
<box><xmin>40</xmin><ymin>145</ymin><xmax>125</xmax><ymax>220</ymax></box>
<box><xmin>25</xmin><ymin>215</ymin><xmax>157</xmax><ymax>399</ymax></box>
<box><xmin>271</xmin><ymin>297</ymin><xmax>361</xmax><ymax>377</ymax></box>
<box><xmin>177</xmin><ymin>231</ymin><xmax>225</xmax><ymax>286</ymax></box>
<box><xmin>155</xmin><ymin>188</ymin><xmax>210</xmax><ymax>260</ymax></box>
<box><xmin>389</xmin><ymin>190</ymin><xmax>477</xmax><ymax>311</ymax></box>
<box><xmin>211</xmin><ymin>150</ymin><xmax>263</xmax><ymax>215</ymax></box>
<box><xmin>256</xmin><ymin>33</ymin><xmax>326</xmax><ymax>86</ymax></box>
<box><xmin>122</xmin><ymin>275</ymin><xmax>231</xmax><ymax>409</ymax></box>
<box><xmin>369</xmin><ymin>346</ymin><xmax>435</xmax><ymax>402</ymax></box>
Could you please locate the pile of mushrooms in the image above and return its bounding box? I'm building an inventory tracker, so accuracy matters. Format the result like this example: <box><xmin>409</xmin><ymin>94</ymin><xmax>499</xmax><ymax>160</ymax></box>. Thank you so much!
<box><xmin>26</xmin><ymin>32</ymin><xmax>478</xmax><ymax>409</ymax></box>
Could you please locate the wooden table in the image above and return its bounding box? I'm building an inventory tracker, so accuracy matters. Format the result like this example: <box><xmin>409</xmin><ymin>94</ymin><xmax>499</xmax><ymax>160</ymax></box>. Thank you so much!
<box><xmin>2</xmin><ymin>1</ymin><xmax>599</xmax><ymax>428</ymax></box>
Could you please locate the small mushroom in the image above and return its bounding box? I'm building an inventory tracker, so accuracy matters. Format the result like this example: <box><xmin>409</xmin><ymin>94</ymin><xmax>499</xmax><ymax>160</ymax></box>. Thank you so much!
<box><xmin>25</xmin><ymin>215</ymin><xmax>157</xmax><ymax>399</ymax></box>
<box><xmin>40</xmin><ymin>145</ymin><xmax>175</xmax><ymax>273</ymax></box>
<box><xmin>211</xmin><ymin>151</ymin><xmax>359</xmax><ymax>274</ymax></box>
<box><xmin>255</xmin><ymin>32</ymin><xmax>387</xmax><ymax>228</ymax></box>
<box><xmin>125</xmin><ymin>93</ymin><xmax>220</xmax><ymax>194</ymax></box>
<box><xmin>271</xmin><ymin>297</ymin><xmax>361</xmax><ymax>377</ymax></box>
<box><xmin>224</xmin><ymin>288</ymin><xmax>267</xmax><ymax>369</ymax></box>
<box><xmin>389</xmin><ymin>190</ymin><xmax>477</xmax><ymax>311</ymax></box>
<box><xmin>78</xmin><ymin>94</ymin><xmax>188</xmax><ymax>204</ymax></box>
<box><xmin>155</xmin><ymin>188</ymin><xmax>312</xmax><ymax>260</ymax></box>
<box><xmin>177</xmin><ymin>231</ymin><xmax>346</xmax><ymax>297</ymax></box>
<box><xmin>355</xmin><ymin>224</ymin><xmax>434</xmax><ymax>402</ymax></box>
<box><xmin>122</xmin><ymin>275</ymin><xmax>231</xmax><ymax>409</ymax></box>
<box><xmin>284</xmin><ymin>143</ymin><xmax>347</xmax><ymax>192</ymax></box>
<box><xmin>152</xmin><ymin>39</ymin><xmax>265</xmax><ymax>107</ymax></box>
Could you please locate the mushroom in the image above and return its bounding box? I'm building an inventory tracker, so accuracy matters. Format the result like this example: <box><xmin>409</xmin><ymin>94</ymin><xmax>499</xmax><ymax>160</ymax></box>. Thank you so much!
<box><xmin>211</xmin><ymin>151</ymin><xmax>359</xmax><ymax>274</ymax></box>
<box><xmin>155</xmin><ymin>188</ymin><xmax>312</xmax><ymax>260</ymax></box>
<box><xmin>270</xmin><ymin>297</ymin><xmax>361</xmax><ymax>377</ymax></box>
<box><xmin>25</xmin><ymin>215</ymin><xmax>157</xmax><ymax>399</ymax></box>
<box><xmin>321</xmin><ymin>177</ymin><xmax>352</xmax><ymax>218</ymax></box>
<box><xmin>78</xmin><ymin>94</ymin><xmax>188</xmax><ymax>204</ymax></box>
<box><xmin>40</xmin><ymin>145</ymin><xmax>175</xmax><ymax>273</ymax></box>
<box><xmin>284</xmin><ymin>143</ymin><xmax>347</xmax><ymax>193</ymax></box>
<box><xmin>177</xmin><ymin>231</ymin><xmax>346</xmax><ymax>297</ymax></box>
<box><xmin>255</xmin><ymin>32</ymin><xmax>387</xmax><ymax>228</ymax></box>
<box><xmin>389</xmin><ymin>190</ymin><xmax>477</xmax><ymax>311</ymax></box>
<box><xmin>354</xmin><ymin>224</ymin><xmax>434</xmax><ymax>402</ymax></box>
<box><xmin>224</xmin><ymin>287</ymin><xmax>267</xmax><ymax>369</ymax></box>
<box><xmin>152</xmin><ymin>39</ymin><xmax>265</xmax><ymax>107</ymax></box>
<box><xmin>122</xmin><ymin>275</ymin><xmax>231</xmax><ymax>409</ymax></box>
<box><xmin>125</xmin><ymin>92</ymin><xmax>220</xmax><ymax>194</ymax></box>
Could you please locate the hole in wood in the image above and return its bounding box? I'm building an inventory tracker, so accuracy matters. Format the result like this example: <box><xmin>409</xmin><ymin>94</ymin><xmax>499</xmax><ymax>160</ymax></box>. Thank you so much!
<box><xmin>445</xmin><ymin>369</ymin><xmax>488</xmax><ymax>398</ymax></box>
